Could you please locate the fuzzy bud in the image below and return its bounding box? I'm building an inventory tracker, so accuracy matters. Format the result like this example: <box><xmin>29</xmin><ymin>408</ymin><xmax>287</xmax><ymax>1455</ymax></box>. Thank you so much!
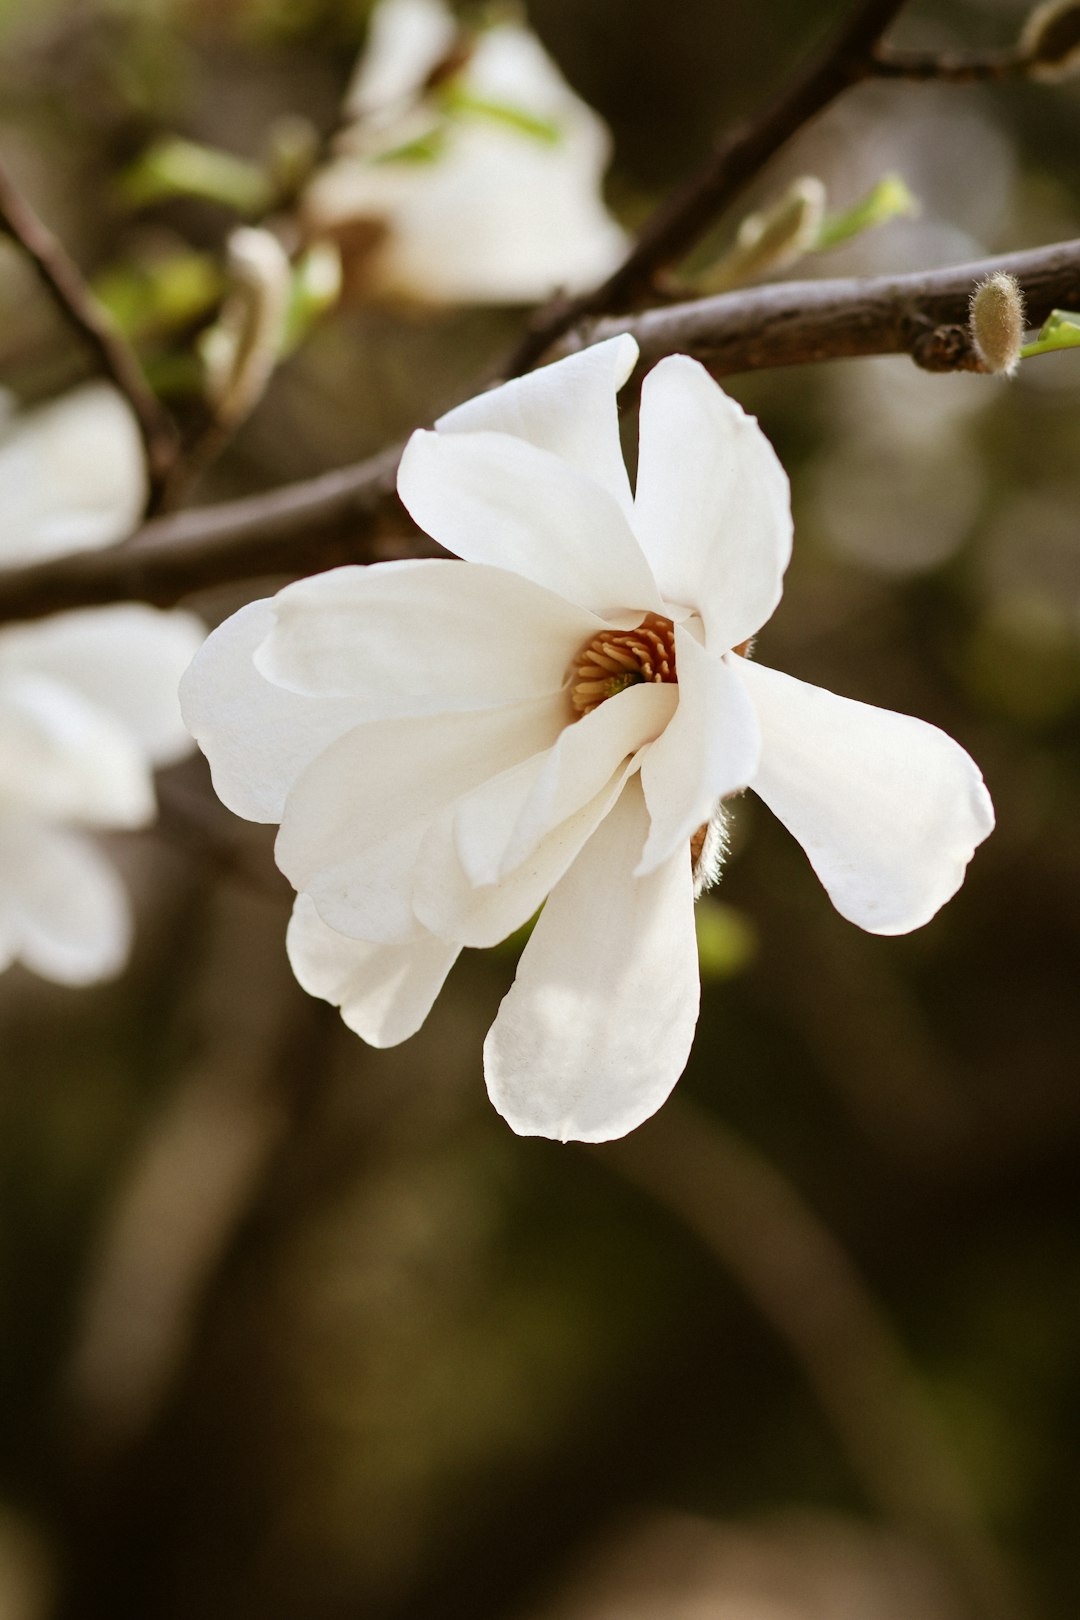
<box><xmin>201</xmin><ymin>227</ymin><xmax>292</xmax><ymax>426</ymax></box>
<box><xmin>699</xmin><ymin>177</ymin><xmax>827</xmax><ymax>293</ymax></box>
<box><xmin>969</xmin><ymin>272</ymin><xmax>1026</xmax><ymax>377</ymax></box>
<box><xmin>1020</xmin><ymin>0</ymin><xmax>1080</xmax><ymax>81</ymax></box>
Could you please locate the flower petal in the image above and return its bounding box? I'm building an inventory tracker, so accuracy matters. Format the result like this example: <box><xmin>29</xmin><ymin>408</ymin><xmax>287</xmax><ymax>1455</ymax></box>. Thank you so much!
<box><xmin>286</xmin><ymin>893</ymin><xmax>458</xmax><ymax>1046</ymax></box>
<box><xmin>636</xmin><ymin>628</ymin><xmax>761</xmax><ymax>875</ymax></box>
<box><xmin>484</xmin><ymin>777</ymin><xmax>700</xmax><ymax>1142</ymax></box>
<box><xmin>633</xmin><ymin>356</ymin><xmax>792</xmax><ymax>649</ymax></box>
<box><xmin>415</xmin><ymin>752</ymin><xmax>645</xmax><ymax>949</ymax></box>
<box><xmin>257</xmin><ymin>558</ymin><xmax>605</xmax><ymax>708</ymax></box>
<box><xmin>436</xmin><ymin>336</ymin><xmax>638</xmax><ymax>516</ymax></box>
<box><xmin>452</xmin><ymin>679</ymin><xmax>675</xmax><ymax>887</ymax></box>
<box><xmin>397</xmin><ymin>428</ymin><xmax>661</xmax><ymax>620</ymax></box>
<box><xmin>277</xmin><ymin>694</ymin><xmax>564</xmax><ymax>944</ymax></box>
<box><xmin>0</xmin><ymin>605</ymin><xmax>205</xmax><ymax>767</ymax></box>
<box><xmin>345</xmin><ymin>0</ymin><xmax>457</xmax><ymax>121</ymax></box>
<box><xmin>737</xmin><ymin>658</ymin><xmax>995</xmax><ymax>934</ymax></box>
<box><xmin>0</xmin><ymin>672</ymin><xmax>155</xmax><ymax>828</ymax></box>
<box><xmin>0</xmin><ymin>383</ymin><xmax>146</xmax><ymax>567</ymax></box>
<box><xmin>0</xmin><ymin>814</ymin><xmax>131</xmax><ymax>985</ymax></box>
<box><xmin>180</xmin><ymin>600</ymin><xmax>365</xmax><ymax>823</ymax></box>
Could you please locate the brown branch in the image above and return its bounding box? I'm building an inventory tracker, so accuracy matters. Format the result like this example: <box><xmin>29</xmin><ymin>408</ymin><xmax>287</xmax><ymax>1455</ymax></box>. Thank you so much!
<box><xmin>571</xmin><ymin>235</ymin><xmax>1080</xmax><ymax>372</ymax></box>
<box><xmin>601</xmin><ymin>1100</ymin><xmax>1035</xmax><ymax>1620</ymax></box>
<box><xmin>0</xmin><ymin>238</ymin><xmax>1078</xmax><ymax>628</ymax></box>
<box><xmin>0</xmin><ymin>157</ymin><xmax>179</xmax><ymax>502</ymax></box>
<box><xmin>501</xmin><ymin>0</ymin><xmax>912</xmax><ymax>376</ymax></box>
<box><xmin>869</xmin><ymin>44</ymin><xmax>1031</xmax><ymax>81</ymax></box>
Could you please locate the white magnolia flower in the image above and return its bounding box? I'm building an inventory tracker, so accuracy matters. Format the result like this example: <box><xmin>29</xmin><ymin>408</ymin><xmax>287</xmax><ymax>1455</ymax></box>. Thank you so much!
<box><xmin>0</xmin><ymin>381</ymin><xmax>147</xmax><ymax>566</ymax></box>
<box><xmin>302</xmin><ymin>0</ymin><xmax>627</xmax><ymax>304</ymax></box>
<box><xmin>181</xmin><ymin>336</ymin><xmax>994</xmax><ymax>1142</ymax></box>
<box><xmin>0</xmin><ymin>384</ymin><xmax>205</xmax><ymax>984</ymax></box>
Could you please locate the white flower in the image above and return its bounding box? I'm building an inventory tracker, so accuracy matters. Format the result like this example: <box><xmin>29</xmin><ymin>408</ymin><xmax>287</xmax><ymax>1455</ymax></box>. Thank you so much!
<box><xmin>302</xmin><ymin>0</ymin><xmax>627</xmax><ymax>305</ymax></box>
<box><xmin>0</xmin><ymin>385</ymin><xmax>205</xmax><ymax>984</ymax></box>
<box><xmin>181</xmin><ymin>336</ymin><xmax>994</xmax><ymax>1142</ymax></box>
<box><xmin>0</xmin><ymin>382</ymin><xmax>147</xmax><ymax>566</ymax></box>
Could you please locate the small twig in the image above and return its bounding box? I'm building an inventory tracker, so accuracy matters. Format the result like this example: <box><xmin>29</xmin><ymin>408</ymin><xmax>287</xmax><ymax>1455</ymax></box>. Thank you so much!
<box><xmin>600</xmin><ymin>1099</ymin><xmax>1034</xmax><ymax>1620</ymax></box>
<box><xmin>502</xmin><ymin>0</ymin><xmax>912</xmax><ymax>375</ymax></box>
<box><xmin>869</xmin><ymin>44</ymin><xmax>1031</xmax><ymax>82</ymax></box>
<box><xmin>0</xmin><ymin>157</ymin><xmax>179</xmax><ymax>503</ymax></box>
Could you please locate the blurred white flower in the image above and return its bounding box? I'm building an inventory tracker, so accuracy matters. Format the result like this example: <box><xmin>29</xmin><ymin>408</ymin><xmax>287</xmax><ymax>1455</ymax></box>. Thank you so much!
<box><xmin>182</xmin><ymin>337</ymin><xmax>993</xmax><ymax>1142</ymax></box>
<box><xmin>0</xmin><ymin>385</ymin><xmax>204</xmax><ymax>985</ymax></box>
<box><xmin>302</xmin><ymin>0</ymin><xmax>627</xmax><ymax>305</ymax></box>
<box><xmin>0</xmin><ymin>381</ymin><xmax>147</xmax><ymax>566</ymax></box>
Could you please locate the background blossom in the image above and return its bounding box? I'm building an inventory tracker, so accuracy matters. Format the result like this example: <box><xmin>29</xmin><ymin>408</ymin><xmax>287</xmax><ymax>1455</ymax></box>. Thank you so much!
<box><xmin>301</xmin><ymin>0</ymin><xmax>627</xmax><ymax>304</ymax></box>
<box><xmin>0</xmin><ymin>386</ymin><xmax>203</xmax><ymax>983</ymax></box>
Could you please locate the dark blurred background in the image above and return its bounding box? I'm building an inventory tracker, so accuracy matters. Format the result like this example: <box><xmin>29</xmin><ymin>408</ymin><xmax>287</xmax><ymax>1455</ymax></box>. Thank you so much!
<box><xmin>1</xmin><ymin>0</ymin><xmax>1078</xmax><ymax>1616</ymax></box>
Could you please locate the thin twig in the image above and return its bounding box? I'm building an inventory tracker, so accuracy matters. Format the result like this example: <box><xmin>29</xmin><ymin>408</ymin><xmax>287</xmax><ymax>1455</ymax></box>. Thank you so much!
<box><xmin>0</xmin><ymin>236</ymin><xmax>1076</xmax><ymax>628</ymax></box>
<box><xmin>501</xmin><ymin>0</ymin><xmax>912</xmax><ymax>375</ymax></box>
<box><xmin>869</xmin><ymin>44</ymin><xmax>1031</xmax><ymax>81</ymax></box>
<box><xmin>600</xmin><ymin>1099</ymin><xmax>1034</xmax><ymax>1620</ymax></box>
<box><xmin>0</xmin><ymin>157</ymin><xmax>179</xmax><ymax>502</ymax></box>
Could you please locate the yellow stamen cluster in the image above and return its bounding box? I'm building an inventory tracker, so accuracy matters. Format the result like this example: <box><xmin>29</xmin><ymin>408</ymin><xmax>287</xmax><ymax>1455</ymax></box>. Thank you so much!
<box><xmin>571</xmin><ymin>613</ymin><xmax>678</xmax><ymax>716</ymax></box>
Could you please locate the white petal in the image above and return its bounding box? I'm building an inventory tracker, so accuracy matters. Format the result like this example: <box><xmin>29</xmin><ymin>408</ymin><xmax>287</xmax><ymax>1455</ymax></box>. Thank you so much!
<box><xmin>286</xmin><ymin>893</ymin><xmax>458</xmax><ymax>1046</ymax></box>
<box><xmin>484</xmin><ymin>778</ymin><xmax>700</xmax><ymax>1142</ymax></box>
<box><xmin>397</xmin><ymin>428</ymin><xmax>661</xmax><ymax>620</ymax></box>
<box><xmin>277</xmin><ymin>694</ymin><xmax>564</xmax><ymax>944</ymax></box>
<box><xmin>345</xmin><ymin>0</ymin><xmax>457</xmax><ymax>121</ymax></box>
<box><xmin>633</xmin><ymin>356</ymin><xmax>792</xmax><ymax>649</ymax></box>
<box><xmin>0</xmin><ymin>815</ymin><xmax>131</xmax><ymax>985</ymax></box>
<box><xmin>0</xmin><ymin>672</ymin><xmax>155</xmax><ymax>828</ymax></box>
<box><xmin>738</xmin><ymin>658</ymin><xmax>995</xmax><ymax>934</ymax></box>
<box><xmin>436</xmin><ymin>337</ymin><xmax>638</xmax><ymax>516</ymax></box>
<box><xmin>0</xmin><ymin>383</ymin><xmax>146</xmax><ymax>567</ymax></box>
<box><xmin>415</xmin><ymin>762</ymin><xmax>636</xmax><ymax>949</ymax></box>
<box><xmin>258</xmin><ymin>558</ymin><xmax>604</xmax><ymax>707</ymax></box>
<box><xmin>179</xmin><ymin>600</ymin><xmax>365</xmax><ymax>823</ymax></box>
<box><xmin>637</xmin><ymin>629</ymin><xmax>761</xmax><ymax>874</ymax></box>
<box><xmin>453</xmin><ymin>680</ymin><xmax>675</xmax><ymax>886</ymax></box>
<box><xmin>0</xmin><ymin>605</ymin><xmax>205</xmax><ymax>767</ymax></box>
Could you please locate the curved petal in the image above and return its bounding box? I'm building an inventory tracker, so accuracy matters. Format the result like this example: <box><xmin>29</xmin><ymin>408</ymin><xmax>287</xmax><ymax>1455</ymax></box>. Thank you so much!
<box><xmin>415</xmin><ymin>756</ymin><xmax>637</xmax><ymax>948</ymax></box>
<box><xmin>286</xmin><ymin>894</ymin><xmax>458</xmax><ymax>1046</ymax></box>
<box><xmin>258</xmin><ymin>558</ymin><xmax>604</xmax><ymax>706</ymax></box>
<box><xmin>0</xmin><ymin>605</ymin><xmax>205</xmax><ymax>767</ymax></box>
<box><xmin>180</xmin><ymin>600</ymin><xmax>364</xmax><ymax>823</ymax></box>
<box><xmin>397</xmin><ymin>428</ymin><xmax>661</xmax><ymax>620</ymax></box>
<box><xmin>436</xmin><ymin>336</ymin><xmax>638</xmax><ymax>516</ymax></box>
<box><xmin>633</xmin><ymin>356</ymin><xmax>792</xmax><ymax>649</ymax></box>
<box><xmin>738</xmin><ymin>658</ymin><xmax>995</xmax><ymax>934</ymax></box>
<box><xmin>0</xmin><ymin>815</ymin><xmax>131</xmax><ymax>985</ymax></box>
<box><xmin>345</xmin><ymin>0</ymin><xmax>457</xmax><ymax>120</ymax></box>
<box><xmin>636</xmin><ymin>629</ymin><xmax>761</xmax><ymax>875</ymax></box>
<box><xmin>0</xmin><ymin>383</ymin><xmax>146</xmax><ymax>567</ymax></box>
<box><xmin>0</xmin><ymin>672</ymin><xmax>155</xmax><ymax>828</ymax></box>
<box><xmin>453</xmin><ymin>680</ymin><xmax>675</xmax><ymax>887</ymax></box>
<box><xmin>484</xmin><ymin>778</ymin><xmax>700</xmax><ymax>1142</ymax></box>
<box><xmin>277</xmin><ymin>693</ymin><xmax>564</xmax><ymax>944</ymax></box>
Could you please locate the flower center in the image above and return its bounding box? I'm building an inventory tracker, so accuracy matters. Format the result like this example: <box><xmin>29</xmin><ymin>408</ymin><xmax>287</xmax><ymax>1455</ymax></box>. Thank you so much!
<box><xmin>570</xmin><ymin>613</ymin><xmax>678</xmax><ymax>716</ymax></box>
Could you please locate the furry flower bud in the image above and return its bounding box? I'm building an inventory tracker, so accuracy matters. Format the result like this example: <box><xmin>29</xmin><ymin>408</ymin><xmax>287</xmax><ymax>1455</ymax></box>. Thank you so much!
<box><xmin>969</xmin><ymin>272</ymin><xmax>1026</xmax><ymax>377</ymax></box>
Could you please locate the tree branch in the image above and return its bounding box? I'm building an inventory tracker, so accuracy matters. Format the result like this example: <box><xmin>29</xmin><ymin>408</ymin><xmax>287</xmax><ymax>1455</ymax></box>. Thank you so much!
<box><xmin>571</xmin><ymin>235</ymin><xmax>1080</xmax><ymax>372</ymax></box>
<box><xmin>501</xmin><ymin>0</ymin><xmax>912</xmax><ymax>375</ymax></box>
<box><xmin>0</xmin><ymin>157</ymin><xmax>179</xmax><ymax>501</ymax></box>
<box><xmin>868</xmin><ymin>44</ymin><xmax>1030</xmax><ymax>81</ymax></box>
<box><xmin>1</xmin><ymin>238</ymin><xmax>1078</xmax><ymax>627</ymax></box>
